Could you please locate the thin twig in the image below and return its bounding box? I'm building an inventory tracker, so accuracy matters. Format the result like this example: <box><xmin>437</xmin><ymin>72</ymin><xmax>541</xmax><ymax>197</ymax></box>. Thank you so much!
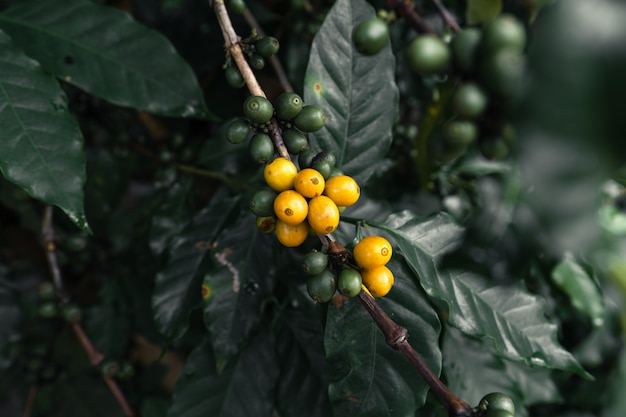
<box><xmin>23</xmin><ymin>385</ymin><xmax>38</xmax><ymax>417</ymax></box>
<box><xmin>242</xmin><ymin>9</ymin><xmax>294</xmax><ymax>93</ymax></box>
<box><xmin>431</xmin><ymin>0</ymin><xmax>462</xmax><ymax>32</ymax></box>
<box><xmin>386</xmin><ymin>0</ymin><xmax>435</xmax><ymax>35</ymax></box>
<box><xmin>212</xmin><ymin>0</ymin><xmax>290</xmax><ymax>160</ymax></box>
<box><xmin>41</xmin><ymin>207</ymin><xmax>138</xmax><ymax>417</ymax></box>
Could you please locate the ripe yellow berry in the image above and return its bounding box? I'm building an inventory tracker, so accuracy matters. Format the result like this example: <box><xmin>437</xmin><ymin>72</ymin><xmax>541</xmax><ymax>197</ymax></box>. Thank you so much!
<box><xmin>353</xmin><ymin>235</ymin><xmax>392</xmax><ymax>269</ymax></box>
<box><xmin>264</xmin><ymin>157</ymin><xmax>298</xmax><ymax>192</ymax></box>
<box><xmin>275</xmin><ymin>220</ymin><xmax>309</xmax><ymax>247</ymax></box>
<box><xmin>361</xmin><ymin>265</ymin><xmax>394</xmax><ymax>297</ymax></box>
<box><xmin>307</xmin><ymin>195</ymin><xmax>340</xmax><ymax>235</ymax></box>
<box><xmin>294</xmin><ymin>168</ymin><xmax>326</xmax><ymax>198</ymax></box>
<box><xmin>273</xmin><ymin>190</ymin><xmax>308</xmax><ymax>225</ymax></box>
<box><xmin>323</xmin><ymin>175</ymin><xmax>360</xmax><ymax>207</ymax></box>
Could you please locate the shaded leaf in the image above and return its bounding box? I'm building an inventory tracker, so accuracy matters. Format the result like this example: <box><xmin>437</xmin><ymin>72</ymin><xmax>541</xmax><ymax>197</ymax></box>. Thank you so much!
<box><xmin>0</xmin><ymin>31</ymin><xmax>88</xmax><ymax>230</ymax></box>
<box><xmin>373</xmin><ymin>211</ymin><xmax>590</xmax><ymax>378</ymax></box>
<box><xmin>202</xmin><ymin>213</ymin><xmax>277</xmax><ymax>362</ymax></box>
<box><xmin>552</xmin><ymin>254</ymin><xmax>605</xmax><ymax>327</ymax></box>
<box><xmin>0</xmin><ymin>0</ymin><xmax>212</xmax><ymax>119</ymax></box>
<box><xmin>325</xmin><ymin>258</ymin><xmax>442</xmax><ymax>416</ymax></box>
<box><xmin>152</xmin><ymin>194</ymin><xmax>240</xmax><ymax>341</ymax></box>
<box><xmin>275</xmin><ymin>303</ymin><xmax>332</xmax><ymax>417</ymax></box>
<box><xmin>167</xmin><ymin>331</ymin><xmax>278</xmax><ymax>417</ymax></box>
<box><xmin>149</xmin><ymin>178</ymin><xmax>194</xmax><ymax>257</ymax></box>
<box><xmin>303</xmin><ymin>0</ymin><xmax>398</xmax><ymax>185</ymax></box>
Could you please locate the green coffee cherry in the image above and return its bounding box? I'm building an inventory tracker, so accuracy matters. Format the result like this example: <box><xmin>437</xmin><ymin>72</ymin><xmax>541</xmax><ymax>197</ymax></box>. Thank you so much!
<box><xmin>312</xmin><ymin>151</ymin><xmax>336</xmax><ymax>168</ymax></box>
<box><xmin>63</xmin><ymin>304</ymin><xmax>82</xmax><ymax>323</ymax></box>
<box><xmin>352</xmin><ymin>17</ymin><xmax>390</xmax><ymax>56</ymax></box>
<box><xmin>306</xmin><ymin>269</ymin><xmax>336</xmax><ymax>303</ymax></box>
<box><xmin>243</xmin><ymin>96</ymin><xmax>274</xmax><ymax>124</ymax></box>
<box><xmin>450</xmin><ymin>28</ymin><xmax>482</xmax><ymax>73</ymax></box>
<box><xmin>451</xmin><ymin>83</ymin><xmax>488</xmax><ymax>119</ymax></box>
<box><xmin>480</xmin><ymin>49</ymin><xmax>526</xmax><ymax>97</ymax></box>
<box><xmin>250</xmin><ymin>190</ymin><xmax>277</xmax><ymax>217</ymax></box>
<box><xmin>302</xmin><ymin>251</ymin><xmax>329</xmax><ymax>275</ymax></box>
<box><xmin>226</xmin><ymin>118</ymin><xmax>251</xmax><ymax>144</ymax></box>
<box><xmin>442</xmin><ymin>120</ymin><xmax>478</xmax><ymax>146</ymax></box>
<box><xmin>256</xmin><ymin>36</ymin><xmax>280</xmax><ymax>58</ymax></box>
<box><xmin>38</xmin><ymin>302</ymin><xmax>58</xmax><ymax>318</ymax></box>
<box><xmin>100</xmin><ymin>359</ymin><xmax>120</xmax><ymax>378</ymax></box>
<box><xmin>311</xmin><ymin>151</ymin><xmax>336</xmax><ymax>178</ymax></box>
<box><xmin>225</xmin><ymin>66</ymin><xmax>245</xmax><ymax>88</ymax></box>
<box><xmin>293</xmin><ymin>105</ymin><xmax>326</xmax><ymax>132</ymax></box>
<box><xmin>479</xmin><ymin>392</ymin><xmax>515</xmax><ymax>415</ymax></box>
<box><xmin>274</xmin><ymin>92</ymin><xmax>303</xmax><ymax>121</ymax></box>
<box><xmin>479</xmin><ymin>137</ymin><xmax>510</xmax><ymax>160</ymax></box>
<box><xmin>38</xmin><ymin>282</ymin><xmax>56</xmax><ymax>300</ymax></box>
<box><xmin>406</xmin><ymin>35</ymin><xmax>451</xmax><ymax>76</ymax></box>
<box><xmin>481</xmin><ymin>14</ymin><xmax>526</xmax><ymax>54</ymax></box>
<box><xmin>256</xmin><ymin>216</ymin><xmax>276</xmax><ymax>233</ymax></box>
<box><xmin>328</xmin><ymin>167</ymin><xmax>344</xmax><ymax>178</ymax></box>
<box><xmin>249</xmin><ymin>133</ymin><xmax>274</xmax><ymax>163</ymax></box>
<box><xmin>338</xmin><ymin>269</ymin><xmax>362</xmax><ymax>297</ymax></box>
<box><xmin>227</xmin><ymin>0</ymin><xmax>246</xmax><ymax>14</ymax></box>
<box><xmin>298</xmin><ymin>149</ymin><xmax>317</xmax><ymax>169</ymax></box>
<box><xmin>485</xmin><ymin>410</ymin><xmax>514</xmax><ymax>417</ymax></box>
<box><xmin>283</xmin><ymin>129</ymin><xmax>308</xmax><ymax>154</ymax></box>
<box><xmin>249</xmin><ymin>54</ymin><xmax>265</xmax><ymax>70</ymax></box>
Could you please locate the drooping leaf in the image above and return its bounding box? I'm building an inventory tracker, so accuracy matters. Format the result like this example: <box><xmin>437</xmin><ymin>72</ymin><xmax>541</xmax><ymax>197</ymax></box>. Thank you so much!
<box><xmin>0</xmin><ymin>31</ymin><xmax>88</xmax><ymax>231</ymax></box>
<box><xmin>274</xmin><ymin>302</ymin><xmax>332</xmax><ymax>417</ymax></box>
<box><xmin>552</xmin><ymin>254</ymin><xmax>605</xmax><ymax>327</ymax></box>
<box><xmin>167</xmin><ymin>331</ymin><xmax>278</xmax><ymax>417</ymax></box>
<box><xmin>303</xmin><ymin>0</ymin><xmax>398</xmax><ymax>186</ymax></box>
<box><xmin>443</xmin><ymin>327</ymin><xmax>561</xmax><ymax>417</ymax></box>
<box><xmin>372</xmin><ymin>211</ymin><xmax>590</xmax><ymax>378</ymax></box>
<box><xmin>0</xmin><ymin>0</ymin><xmax>213</xmax><ymax>119</ymax></box>
<box><xmin>152</xmin><ymin>194</ymin><xmax>240</xmax><ymax>341</ymax></box>
<box><xmin>202</xmin><ymin>213</ymin><xmax>277</xmax><ymax>362</ymax></box>
<box><xmin>325</xmin><ymin>258</ymin><xmax>442</xmax><ymax>417</ymax></box>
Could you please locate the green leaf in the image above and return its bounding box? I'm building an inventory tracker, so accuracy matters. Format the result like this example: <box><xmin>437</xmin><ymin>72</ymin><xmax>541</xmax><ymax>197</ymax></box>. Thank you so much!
<box><xmin>601</xmin><ymin>337</ymin><xmax>626</xmax><ymax>417</ymax></box>
<box><xmin>443</xmin><ymin>327</ymin><xmax>561</xmax><ymax>417</ymax></box>
<box><xmin>275</xmin><ymin>303</ymin><xmax>332</xmax><ymax>417</ymax></box>
<box><xmin>303</xmin><ymin>0</ymin><xmax>398</xmax><ymax>185</ymax></box>
<box><xmin>373</xmin><ymin>211</ymin><xmax>591</xmax><ymax>378</ymax></box>
<box><xmin>0</xmin><ymin>31</ymin><xmax>88</xmax><ymax>231</ymax></box>
<box><xmin>325</xmin><ymin>258</ymin><xmax>442</xmax><ymax>416</ymax></box>
<box><xmin>0</xmin><ymin>0</ymin><xmax>213</xmax><ymax>119</ymax></box>
<box><xmin>552</xmin><ymin>254</ymin><xmax>605</xmax><ymax>327</ymax></box>
<box><xmin>152</xmin><ymin>194</ymin><xmax>240</xmax><ymax>341</ymax></box>
<box><xmin>167</xmin><ymin>331</ymin><xmax>278</xmax><ymax>417</ymax></box>
<box><xmin>202</xmin><ymin>213</ymin><xmax>277</xmax><ymax>362</ymax></box>
<box><xmin>466</xmin><ymin>0</ymin><xmax>502</xmax><ymax>25</ymax></box>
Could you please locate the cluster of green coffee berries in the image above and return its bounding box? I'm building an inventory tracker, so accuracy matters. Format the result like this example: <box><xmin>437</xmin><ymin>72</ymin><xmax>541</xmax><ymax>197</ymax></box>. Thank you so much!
<box><xmin>224</xmin><ymin>34</ymin><xmax>280</xmax><ymax>88</ymax></box>
<box><xmin>37</xmin><ymin>281</ymin><xmax>82</xmax><ymax>323</ymax></box>
<box><xmin>302</xmin><ymin>235</ymin><xmax>394</xmax><ymax>303</ymax></box>
<box><xmin>474</xmin><ymin>392</ymin><xmax>516</xmax><ymax>417</ymax></box>
<box><xmin>407</xmin><ymin>14</ymin><xmax>526</xmax><ymax>162</ymax></box>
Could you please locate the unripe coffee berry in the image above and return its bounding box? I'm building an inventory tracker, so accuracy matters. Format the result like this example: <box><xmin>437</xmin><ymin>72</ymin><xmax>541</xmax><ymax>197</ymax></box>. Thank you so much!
<box><xmin>406</xmin><ymin>35</ymin><xmax>451</xmax><ymax>76</ymax></box>
<box><xmin>250</xmin><ymin>190</ymin><xmax>277</xmax><ymax>217</ymax></box>
<box><xmin>256</xmin><ymin>36</ymin><xmax>280</xmax><ymax>58</ymax></box>
<box><xmin>225</xmin><ymin>66</ymin><xmax>245</xmax><ymax>88</ymax></box>
<box><xmin>274</xmin><ymin>93</ymin><xmax>303</xmax><ymax>121</ymax></box>
<box><xmin>249</xmin><ymin>133</ymin><xmax>274</xmax><ymax>163</ymax></box>
<box><xmin>306</xmin><ymin>269</ymin><xmax>336</xmax><ymax>303</ymax></box>
<box><xmin>338</xmin><ymin>269</ymin><xmax>362</xmax><ymax>297</ymax></box>
<box><xmin>353</xmin><ymin>17</ymin><xmax>390</xmax><ymax>56</ymax></box>
<box><xmin>294</xmin><ymin>105</ymin><xmax>326</xmax><ymax>132</ymax></box>
<box><xmin>302</xmin><ymin>251</ymin><xmax>329</xmax><ymax>275</ymax></box>
<box><xmin>283</xmin><ymin>129</ymin><xmax>308</xmax><ymax>154</ymax></box>
<box><xmin>243</xmin><ymin>96</ymin><xmax>274</xmax><ymax>124</ymax></box>
<box><xmin>226</xmin><ymin>118</ymin><xmax>250</xmax><ymax>144</ymax></box>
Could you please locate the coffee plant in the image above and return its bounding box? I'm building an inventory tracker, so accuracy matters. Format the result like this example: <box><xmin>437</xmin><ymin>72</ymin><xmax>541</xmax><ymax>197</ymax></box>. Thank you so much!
<box><xmin>1</xmin><ymin>0</ymin><xmax>625</xmax><ymax>416</ymax></box>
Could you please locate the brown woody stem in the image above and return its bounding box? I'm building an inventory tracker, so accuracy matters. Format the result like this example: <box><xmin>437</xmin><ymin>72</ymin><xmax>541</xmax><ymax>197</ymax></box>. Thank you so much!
<box><xmin>431</xmin><ymin>0</ymin><xmax>462</xmax><ymax>32</ymax></box>
<box><xmin>386</xmin><ymin>0</ymin><xmax>435</xmax><ymax>35</ymax></box>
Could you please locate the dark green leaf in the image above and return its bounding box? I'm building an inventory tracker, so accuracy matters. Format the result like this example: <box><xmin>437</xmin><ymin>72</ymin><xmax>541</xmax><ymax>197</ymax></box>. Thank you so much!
<box><xmin>152</xmin><ymin>194</ymin><xmax>240</xmax><ymax>341</ymax></box>
<box><xmin>275</xmin><ymin>303</ymin><xmax>332</xmax><ymax>417</ymax></box>
<box><xmin>303</xmin><ymin>0</ymin><xmax>398</xmax><ymax>185</ymax></box>
<box><xmin>167</xmin><ymin>331</ymin><xmax>278</xmax><ymax>417</ymax></box>
<box><xmin>149</xmin><ymin>178</ymin><xmax>194</xmax><ymax>257</ymax></box>
<box><xmin>552</xmin><ymin>254</ymin><xmax>605</xmax><ymax>327</ymax></box>
<box><xmin>373</xmin><ymin>211</ymin><xmax>590</xmax><ymax>378</ymax></box>
<box><xmin>0</xmin><ymin>31</ymin><xmax>88</xmax><ymax>230</ymax></box>
<box><xmin>203</xmin><ymin>213</ymin><xmax>277</xmax><ymax>362</ymax></box>
<box><xmin>0</xmin><ymin>0</ymin><xmax>213</xmax><ymax>119</ymax></box>
<box><xmin>141</xmin><ymin>396</ymin><xmax>171</xmax><ymax>417</ymax></box>
<box><xmin>443</xmin><ymin>327</ymin><xmax>561</xmax><ymax>417</ymax></box>
<box><xmin>325</xmin><ymin>258</ymin><xmax>442</xmax><ymax>416</ymax></box>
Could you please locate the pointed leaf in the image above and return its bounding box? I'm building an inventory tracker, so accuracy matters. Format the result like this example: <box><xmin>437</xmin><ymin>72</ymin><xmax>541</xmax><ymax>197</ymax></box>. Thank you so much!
<box><xmin>152</xmin><ymin>195</ymin><xmax>240</xmax><ymax>341</ymax></box>
<box><xmin>552</xmin><ymin>254</ymin><xmax>605</xmax><ymax>327</ymax></box>
<box><xmin>167</xmin><ymin>331</ymin><xmax>278</xmax><ymax>417</ymax></box>
<box><xmin>0</xmin><ymin>0</ymin><xmax>213</xmax><ymax>119</ymax></box>
<box><xmin>325</xmin><ymin>258</ymin><xmax>442</xmax><ymax>416</ymax></box>
<box><xmin>202</xmin><ymin>214</ymin><xmax>277</xmax><ymax>362</ymax></box>
<box><xmin>303</xmin><ymin>0</ymin><xmax>398</xmax><ymax>185</ymax></box>
<box><xmin>372</xmin><ymin>211</ymin><xmax>590</xmax><ymax>378</ymax></box>
<box><xmin>275</xmin><ymin>304</ymin><xmax>332</xmax><ymax>417</ymax></box>
<box><xmin>0</xmin><ymin>31</ymin><xmax>88</xmax><ymax>230</ymax></box>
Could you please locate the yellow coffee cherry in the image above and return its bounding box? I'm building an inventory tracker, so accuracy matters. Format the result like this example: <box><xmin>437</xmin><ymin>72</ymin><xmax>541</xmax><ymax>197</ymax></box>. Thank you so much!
<box><xmin>275</xmin><ymin>220</ymin><xmax>309</xmax><ymax>247</ymax></box>
<box><xmin>361</xmin><ymin>265</ymin><xmax>394</xmax><ymax>297</ymax></box>
<box><xmin>353</xmin><ymin>235</ymin><xmax>392</xmax><ymax>269</ymax></box>
<box><xmin>263</xmin><ymin>157</ymin><xmax>298</xmax><ymax>192</ymax></box>
<box><xmin>323</xmin><ymin>175</ymin><xmax>360</xmax><ymax>207</ymax></box>
<box><xmin>294</xmin><ymin>168</ymin><xmax>326</xmax><ymax>198</ymax></box>
<box><xmin>273</xmin><ymin>190</ymin><xmax>308</xmax><ymax>225</ymax></box>
<box><xmin>307</xmin><ymin>195</ymin><xmax>340</xmax><ymax>234</ymax></box>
